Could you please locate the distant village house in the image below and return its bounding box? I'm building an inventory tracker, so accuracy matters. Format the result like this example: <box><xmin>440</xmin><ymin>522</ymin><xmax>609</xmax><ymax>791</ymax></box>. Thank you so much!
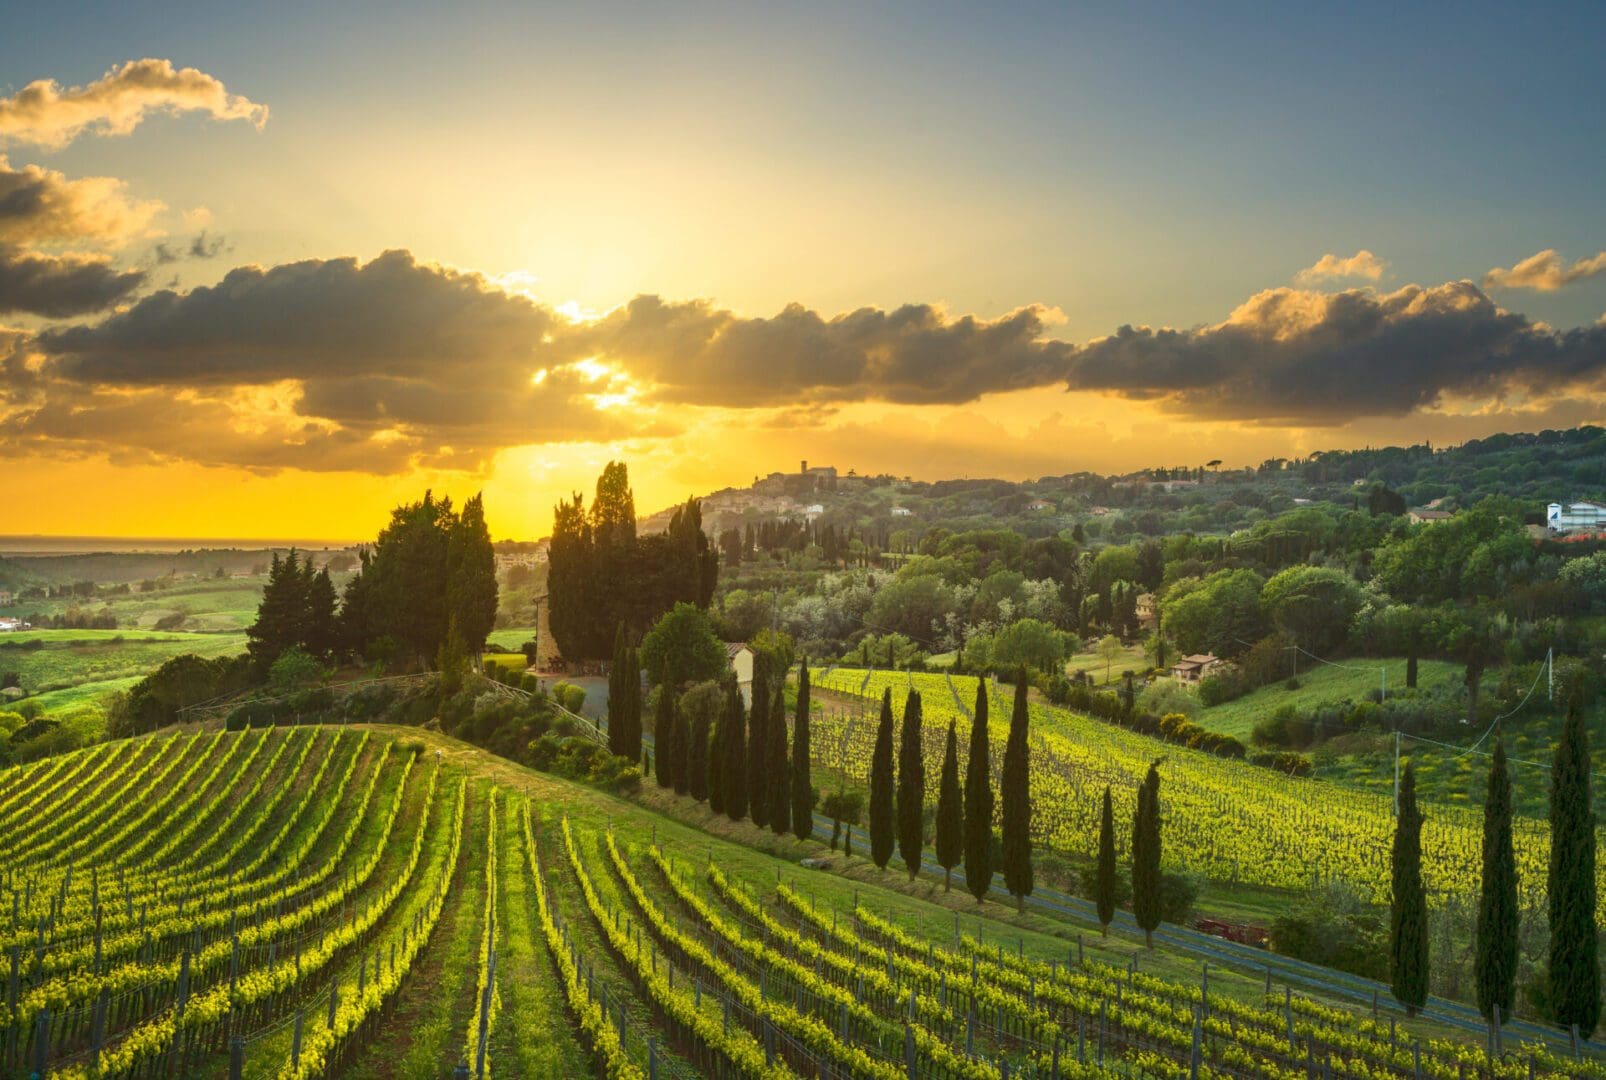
<box><xmin>1135</xmin><ymin>593</ymin><xmax>1158</xmax><ymax>631</ymax></box>
<box><xmin>1547</xmin><ymin>501</ymin><xmax>1606</xmax><ymax>535</ymax></box>
<box><xmin>1407</xmin><ymin>508</ymin><xmax>1452</xmax><ymax>524</ymax></box>
<box><xmin>1172</xmin><ymin>653</ymin><xmax>1220</xmax><ymax>684</ymax></box>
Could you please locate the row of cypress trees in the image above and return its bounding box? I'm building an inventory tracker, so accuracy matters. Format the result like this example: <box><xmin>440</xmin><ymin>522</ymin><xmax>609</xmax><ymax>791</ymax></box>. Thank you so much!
<box><xmin>652</xmin><ymin>656</ymin><xmax>815</xmax><ymax>842</ymax></box>
<box><xmin>1390</xmin><ymin>706</ymin><xmax>1597</xmax><ymax>1039</ymax></box>
<box><xmin>607</xmin><ymin>627</ymin><xmax>643</xmax><ymax>760</ymax></box>
<box><xmin>866</xmin><ymin>674</ymin><xmax>1035</xmax><ymax>909</ymax></box>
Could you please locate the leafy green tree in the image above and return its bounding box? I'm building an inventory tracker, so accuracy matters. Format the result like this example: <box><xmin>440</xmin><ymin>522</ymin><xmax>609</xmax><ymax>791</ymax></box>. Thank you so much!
<box><xmin>1390</xmin><ymin>763</ymin><xmax>1429</xmax><ymax>1016</ymax></box>
<box><xmin>1001</xmin><ymin>673</ymin><xmax>1033</xmax><ymax>911</ymax></box>
<box><xmin>268</xmin><ymin>646</ymin><xmax>324</xmax><ymax>690</ymax></box>
<box><xmin>896</xmin><ymin>689</ymin><xmax>925</xmax><ymax>878</ymax></box>
<box><xmin>1096</xmin><ymin>786</ymin><xmax>1117</xmax><ymax>935</ymax></box>
<box><xmin>791</xmin><ymin>661</ymin><xmax>814</xmax><ymax>841</ymax></box>
<box><xmin>986</xmin><ymin>618</ymin><xmax>1071</xmax><ymax>676</ymax></box>
<box><xmin>653</xmin><ymin>672</ymin><xmax>676</xmax><ymax>790</ymax></box>
<box><xmin>1132</xmin><ymin>763</ymin><xmax>1162</xmax><ymax>946</ymax></box>
<box><xmin>1475</xmin><ymin>739</ymin><xmax>1517</xmax><ymax>1028</ymax></box>
<box><xmin>1097</xmin><ymin>634</ymin><xmax>1124</xmax><ymax>684</ymax></box>
<box><xmin>869</xmin><ymin>688</ymin><xmax>896</xmax><ymax>870</ymax></box>
<box><xmin>640</xmin><ymin>603</ymin><xmax>728</xmax><ymax>687</ymax></box>
<box><xmin>964</xmin><ymin>680</ymin><xmax>994</xmax><ymax>902</ymax></box>
<box><xmin>767</xmin><ymin>679</ymin><xmax>790</xmax><ymax>835</ymax></box>
<box><xmin>928</xmin><ymin>717</ymin><xmax>964</xmax><ymax>890</ymax></box>
<box><xmin>1161</xmin><ymin>569</ymin><xmax>1266</xmax><ymax>659</ymax></box>
<box><xmin>436</xmin><ymin>617</ymin><xmax>469</xmax><ymax>695</ymax></box>
<box><xmin>1547</xmin><ymin>705</ymin><xmax>1599</xmax><ymax>1037</ymax></box>
<box><xmin>1260</xmin><ymin>565</ymin><xmax>1364</xmax><ymax>656</ymax></box>
<box><xmin>721</xmin><ymin>679</ymin><xmax>747</xmax><ymax>820</ymax></box>
<box><xmin>446</xmin><ymin>492</ymin><xmax>498</xmax><ymax>657</ymax></box>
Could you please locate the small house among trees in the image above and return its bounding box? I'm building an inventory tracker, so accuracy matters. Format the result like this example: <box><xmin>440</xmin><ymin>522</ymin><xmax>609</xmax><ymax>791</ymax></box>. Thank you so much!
<box><xmin>1171</xmin><ymin>653</ymin><xmax>1220</xmax><ymax>684</ymax></box>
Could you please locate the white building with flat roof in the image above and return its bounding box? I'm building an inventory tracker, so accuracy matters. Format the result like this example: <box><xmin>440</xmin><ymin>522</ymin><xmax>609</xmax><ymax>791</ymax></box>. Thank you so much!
<box><xmin>1547</xmin><ymin>501</ymin><xmax>1606</xmax><ymax>534</ymax></box>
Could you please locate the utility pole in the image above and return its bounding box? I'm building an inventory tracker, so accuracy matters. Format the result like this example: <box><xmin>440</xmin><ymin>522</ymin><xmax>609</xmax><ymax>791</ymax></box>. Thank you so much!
<box><xmin>1546</xmin><ymin>646</ymin><xmax>1553</xmax><ymax>703</ymax></box>
<box><xmin>1393</xmin><ymin>728</ymin><xmax>1401</xmax><ymax>817</ymax></box>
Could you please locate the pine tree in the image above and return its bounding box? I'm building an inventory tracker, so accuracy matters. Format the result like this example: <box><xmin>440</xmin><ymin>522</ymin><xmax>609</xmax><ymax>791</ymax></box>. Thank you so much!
<box><xmin>1096</xmin><ymin>786</ymin><xmax>1116</xmax><ymax>935</ymax></box>
<box><xmin>1547</xmin><ymin>704</ymin><xmax>1599</xmax><ymax>1037</ymax></box>
<box><xmin>869</xmin><ymin>688</ymin><xmax>896</xmax><ymax>870</ymax></box>
<box><xmin>934</xmin><ymin>720</ymin><xmax>963</xmax><ymax>891</ymax></box>
<box><xmin>1390</xmin><ymin>763</ymin><xmax>1429</xmax><ymax>1016</ymax></box>
<box><xmin>747</xmin><ymin>657</ymin><xmax>770</xmax><ymax>828</ymax></box>
<box><xmin>688</xmin><ymin>699</ymin><xmax>710</xmax><ymax>802</ymax></box>
<box><xmin>1132</xmin><ymin>763</ymin><xmax>1162</xmax><ymax>946</ymax></box>
<box><xmin>964</xmin><ymin>680</ymin><xmax>994</xmax><ymax>902</ymax></box>
<box><xmin>1001</xmin><ymin>671</ymin><xmax>1033</xmax><ymax>911</ymax></box>
<box><xmin>768</xmin><ymin>679</ymin><xmax>790</xmax><ymax>835</ymax></box>
<box><xmin>722</xmin><ymin>679</ymin><xmax>748</xmax><ymax>821</ymax></box>
<box><xmin>896</xmin><ymin>689</ymin><xmax>925</xmax><ymax>879</ymax></box>
<box><xmin>791</xmin><ymin>660</ymin><xmax>814</xmax><ymax>841</ymax></box>
<box><xmin>1475</xmin><ymin>738</ymin><xmax>1518</xmax><ymax>1029</ymax></box>
<box><xmin>304</xmin><ymin>566</ymin><xmax>340</xmax><ymax>660</ymax></box>
<box><xmin>653</xmin><ymin>675</ymin><xmax>675</xmax><ymax>789</ymax></box>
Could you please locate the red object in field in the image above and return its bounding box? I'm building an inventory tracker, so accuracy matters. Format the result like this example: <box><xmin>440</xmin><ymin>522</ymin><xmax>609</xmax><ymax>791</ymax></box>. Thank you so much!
<box><xmin>1194</xmin><ymin>918</ymin><xmax>1270</xmax><ymax>948</ymax></box>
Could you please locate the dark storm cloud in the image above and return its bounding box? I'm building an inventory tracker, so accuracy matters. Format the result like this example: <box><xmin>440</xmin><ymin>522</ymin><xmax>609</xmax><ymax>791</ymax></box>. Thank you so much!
<box><xmin>0</xmin><ymin>246</ymin><xmax>144</xmax><ymax>317</ymax></box>
<box><xmin>1062</xmin><ymin>283</ymin><xmax>1606</xmax><ymax>422</ymax></box>
<box><xmin>580</xmin><ymin>295</ymin><xmax>1074</xmax><ymax>406</ymax></box>
<box><xmin>11</xmin><ymin>247</ymin><xmax>1606</xmax><ymax>474</ymax></box>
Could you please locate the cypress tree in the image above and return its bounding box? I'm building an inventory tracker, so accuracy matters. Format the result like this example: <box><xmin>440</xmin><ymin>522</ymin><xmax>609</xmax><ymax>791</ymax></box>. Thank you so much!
<box><xmin>934</xmin><ymin>720</ymin><xmax>963</xmax><ymax>891</ymax></box>
<box><xmin>708</xmin><ymin>681</ymin><xmax>727</xmax><ymax>815</ymax></box>
<box><xmin>608</xmin><ymin>626</ymin><xmax>630</xmax><ymax>758</ymax></box>
<box><xmin>1475</xmin><ymin>738</ymin><xmax>1518</xmax><ymax>1029</ymax></box>
<box><xmin>1132</xmin><ymin>763</ymin><xmax>1162</xmax><ymax>947</ymax></box>
<box><xmin>767</xmin><ymin>679</ymin><xmax>790</xmax><ymax>835</ymax></box>
<box><xmin>670</xmin><ymin>697</ymin><xmax>690</xmax><ymax>797</ymax></box>
<box><xmin>1001</xmin><ymin>671</ymin><xmax>1033</xmax><ymax>911</ymax></box>
<box><xmin>869</xmin><ymin>688</ymin><xmax>896</xmax><ymax>870</ymax></box>
<box><xmin>1096</xmin><ymin>785</ymin><xmax>1116</xmax><ymax>935</ymax></box>
<box><xmin>747</xmin><ymin>657</ymin><xmax>770</xmax><ymax>827</ymax></box>
<box><xmin>653</xmin><ymin>671</ymin><xmax>676</xmax><ymax>790</ymax></box>
<box><xmin>624</xmin><ymin>647</ymin><xmax>642</xmax><ymax>761</ymax></box>
<box><xmin>791</xmin><ymin>660</ymin><xmax>814</xmax><ymax>841</ymax></box>
<box><xmin>687</xmin><ymin>698</ymin><xmax>710</xmax><ymax>802</ymax></box>
<box><xmin>896</xmin><ymin>689</ymin><xmax>925</xmax><ymax>879</ymax></box>
<box><xmin>722</xmin><ymin>679</ymin><xmax>748</xmax><ymax>821</ymax></box>
<box><xmin>1547</xmin><ymin>704</ymin><xmax>1599</xmax><ymax>1037</ymax></box>
<box><xmin>964</xmin><ymin>679</ymin><xmax>994</xmax><ymax>902</ymax></box>
<box><xmin>1390</xmin><ymin>763</ymin><xmax>1429</xmax><ymax>1016</ymax></box>
<box><xmin>445</xmin><ymin>491</ymin><xmax>498</xmax><ymax>658</ymax></box>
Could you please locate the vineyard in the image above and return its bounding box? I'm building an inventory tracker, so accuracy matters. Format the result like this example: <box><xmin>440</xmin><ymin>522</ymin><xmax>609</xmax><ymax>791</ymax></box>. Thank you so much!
<box><xmin>0</xmin><ymin>723</ymin><xmax>1597</xmax><ymax>1078</ymax></box>
<box><xmin>807</xmin><ymin>669</ymin><xmax>1606</xmax><ymax>925</ymax></box>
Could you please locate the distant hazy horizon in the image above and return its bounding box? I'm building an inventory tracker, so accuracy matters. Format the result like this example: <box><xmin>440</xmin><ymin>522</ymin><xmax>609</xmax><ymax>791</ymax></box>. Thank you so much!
<box><xmin>0</xmin><ymin>535</ymin><xmax>363</xmax><ymax>556</ymax></box>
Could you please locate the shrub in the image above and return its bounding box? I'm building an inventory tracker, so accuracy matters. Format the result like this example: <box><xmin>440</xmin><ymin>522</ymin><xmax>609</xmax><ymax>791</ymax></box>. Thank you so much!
<box><xmin>1270</xmin><ymin>884</ymin><xmax>1387</xmax><ymax>980</ymax></box>
<box><xmin>1159</xmin><ymin>872</ymin><xmax>1201</xmax><ymax>924</ymax></box>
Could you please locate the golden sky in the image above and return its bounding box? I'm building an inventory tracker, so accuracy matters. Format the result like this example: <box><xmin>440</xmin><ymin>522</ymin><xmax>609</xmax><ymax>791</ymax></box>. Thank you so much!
<box><xmin>3</xmin><ymin>14</ymin><xmax>1606</xmax><ymax>541</ymax></box>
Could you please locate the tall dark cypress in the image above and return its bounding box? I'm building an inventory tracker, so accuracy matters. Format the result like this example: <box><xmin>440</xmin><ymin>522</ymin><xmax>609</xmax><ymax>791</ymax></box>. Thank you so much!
<box><xmin>722</xmin><ymin>679</ymin><xmax>748</xmax><ymax>821</ymax></box>
<box><xmin>623</xmin><ymin>646</ymin><xmax>642</xmax><ymax>761</ymax></box>
<box><xmin>670</xmin><ymin>698</ymin><xmax>690</xmax><ymax>797</ymax></box>
<box><xmin>1547</xmin><ymin>704</ymin><xmax>1599</xmax><ymax>1037</ymax></box>
<box><xmin>1390</xmin><ymin>763</ymin><xmax>1429</xmax><ymax>1016</ymax></box>
<box><xmin>747</xmin><ymin>657</ymin><xmax>771</xmax><ymax>827</ymax></box>
<box><xmin>708</xmin><ymin>682</ymin><xmax>727</xmax><ymax>815</ymax></box>
<box><xmin>1096</xmin><ymin>786</ymin><xmax>1116</xmax><ymax>935</ymax></box>
<box><xmin>1472</xmin><ymin>736</ymin><xmax>1519</xmax><ymax>1028</ymax></box>
<box><xmin>687</xmin><ymin>699</ymin><xmax>710</xmax><ymax>802</ymax></box>
<box><xmin>964</xmin><ymin>680</ymin><xmax>994</xmax><ymax>902</ymax></box>
<box><xmin>896</xmin><ymin>689</ymin><xmax>925</xmax><ymax>879</ymax></box>
<box><xmin>1132</xmin><ymin>763</ymin><xmax>1162</xmax><ymax>946</ymax></box>
<box><xmin>934</xmin><ymin>720</ymin><xmax>963</xmax><ymax>891</ymax></box>
<box><xmin>653</xmin><ymin>672</ymin><xmax>676</xmax><ymax>790</ymax></box>
<box><xmin>1001</xmin><ymin>672</ymin><xmax>1033</xmax><ymax>911</ymax></box>
<box><xmin>868</xmin><ymin>688</ymin><xmax>896</xmax><ymax>870</ymax></box>
<box><xmin>767</xmin><ymin>679</ymin><xmax>790</xmax><ymax>835</ymax></box>
<box><xmin>791</xmin><ymin>660</ymin><xmax>814</xmax><ymax>841</ymax></box>
<box><xmin>608</xmin><ymin>625</ymin><xmax>627</xmax><ymax>756</ymax></box>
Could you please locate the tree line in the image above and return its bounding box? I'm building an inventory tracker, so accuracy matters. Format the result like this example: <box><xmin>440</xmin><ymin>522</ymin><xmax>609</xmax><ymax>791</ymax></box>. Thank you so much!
<box><xmin>1389</xmin><ymin>706</ymin><xmax>1597</xmax><ymax>1040</ymax></box>
<box><xmin>549</xmin><ymin>462</ymin><xmax>719</xmax><ymax>663</ymax></box>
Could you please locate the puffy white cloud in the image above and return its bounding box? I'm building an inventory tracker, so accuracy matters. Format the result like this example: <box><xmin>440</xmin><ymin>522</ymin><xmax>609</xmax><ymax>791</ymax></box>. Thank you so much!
<box><xmin>1483</xmin><ymin>249</ymin><xmax>1606</xmax><ymax>292</ymax></box>
<box><xmin>1294</xmin><ymin>250</ymin><xmax>1386</xmax><ymax>284</ymax></box>
<box><xmin>0</xmin><ymin>59</ymin><xmax>267</xmax><ymax>149</ymax></box>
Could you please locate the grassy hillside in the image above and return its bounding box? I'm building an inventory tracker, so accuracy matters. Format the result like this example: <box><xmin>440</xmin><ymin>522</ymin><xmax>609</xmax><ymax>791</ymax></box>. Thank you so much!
<box><xmin>1196</xmin><ymin>658</ymin><xmax>1462</xmax><ymax>740</ymax></box>
<box><xmin>0</xmin><ymin>629</ymin><xmax>247</xmax><ymax>695</ymax></box>
<box><xmin>1</xmin><ymin>722</ymin><xmax>1589</xmax><ymax>1077</ymax></box>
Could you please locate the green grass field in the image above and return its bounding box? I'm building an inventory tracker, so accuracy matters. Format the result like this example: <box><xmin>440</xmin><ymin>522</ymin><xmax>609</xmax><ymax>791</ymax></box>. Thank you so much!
<box><xmin>0</xmin><ymin>630</ymin><xmax>247</xmax><ymax>695</ymax></box>
<box><xmin>3</xmin><ymin>576</ymin><xmax>269</xmax><ymax>632</ymax></box>
<box><xmin>1195</xmin><ymin>657</ymin><xmax>1461</xmax><ymax>740</ymax></box>
<box><xmin>1065</xmin><ymin>640</ymin><xmax>1149</xmax><ymax>684</ymax></box>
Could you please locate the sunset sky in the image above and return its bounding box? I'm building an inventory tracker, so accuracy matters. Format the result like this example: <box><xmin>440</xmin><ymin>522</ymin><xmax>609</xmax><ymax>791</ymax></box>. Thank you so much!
<box><xmin>4</xmin><ymin>2</ymin><xmax>1606</xmax><ymax>540</ymax></box>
